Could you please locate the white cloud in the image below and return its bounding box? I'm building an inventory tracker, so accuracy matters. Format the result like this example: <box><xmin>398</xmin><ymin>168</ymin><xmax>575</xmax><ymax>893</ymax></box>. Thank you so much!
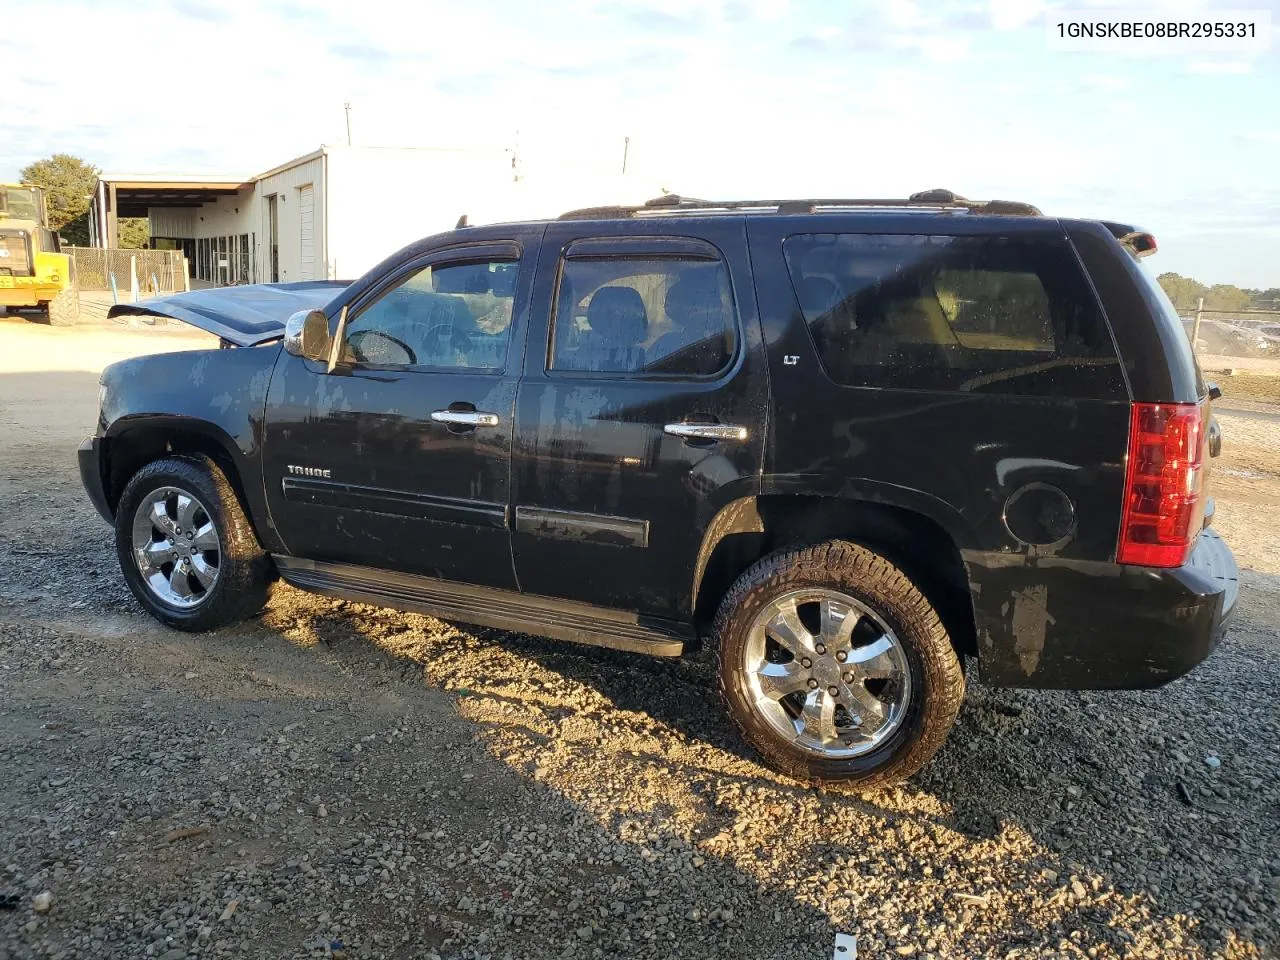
<box><xmin>1186</xmin><ymin>59</ymin><xmax>1255</xmax><ymax>75</ymax></box>
<box><xmin>2</xmin><ymin>0</ymin><xmax>1276</xmax><ymax>284</ymax></box>
<box><xmin>989</xmin><ymin>0</ymin><xmax>1047</xmax><ymax>31</ymax></box>
<box><xmin>1078</xmin><ymin>72</ymin><xmax>1134</xmax><ymax>91</ymax></box>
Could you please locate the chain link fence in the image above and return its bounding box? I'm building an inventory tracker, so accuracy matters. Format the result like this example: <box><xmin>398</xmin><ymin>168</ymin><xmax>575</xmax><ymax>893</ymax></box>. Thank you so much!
<box><xmin>65</xmin><ymin>247</ymin><xmax>186</xmax><ymax>294</ymax></box>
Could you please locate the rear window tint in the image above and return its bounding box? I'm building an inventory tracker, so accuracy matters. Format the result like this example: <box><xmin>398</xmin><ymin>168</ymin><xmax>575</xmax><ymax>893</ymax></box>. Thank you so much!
<box><xmin>784</xmin><ymin>234</ymin><xmax>1126</xmax><ymax>398</ymax></box>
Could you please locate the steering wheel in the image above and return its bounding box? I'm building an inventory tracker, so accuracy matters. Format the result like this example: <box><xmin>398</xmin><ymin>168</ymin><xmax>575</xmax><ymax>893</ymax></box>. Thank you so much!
<box><xmin>347</xmin><ymin>329</ymin><xmax>418</xmax><ymax>366</ymax></box>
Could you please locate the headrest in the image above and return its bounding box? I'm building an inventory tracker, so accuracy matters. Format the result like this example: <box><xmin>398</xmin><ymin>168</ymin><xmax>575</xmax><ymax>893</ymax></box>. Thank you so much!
<box><xmin>490</xmin><ymin>265</ymin><xmax>517</xmax><ymax>297</ymax></box>
<box><xmin>587</xmin><ymin>286</ymin><xmax>647</xmax><ymax>345</ymax></box>
<box><xmin>664</xmin><ymin>269</ymin><xmax>724</xmax><ymax>329</ymax></box>
<box><xmin>796</xmin><ymin>276</ymin><xmax>842</xmax><ymax>316</ymax></box>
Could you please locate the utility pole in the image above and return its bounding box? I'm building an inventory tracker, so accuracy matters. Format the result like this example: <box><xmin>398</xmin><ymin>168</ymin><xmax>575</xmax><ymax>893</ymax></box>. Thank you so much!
<box><xmin>621</xmin><ymin>136</ymin><xmax>630</xmax><ymax>175</ymax></box>
<box><xmin>344</xmin><ymin>102</ymin><xmax>352</xmax><ymax>146</ymax></box>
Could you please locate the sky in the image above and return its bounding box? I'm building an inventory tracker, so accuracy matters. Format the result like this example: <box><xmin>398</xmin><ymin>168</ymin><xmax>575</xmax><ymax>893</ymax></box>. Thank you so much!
<box><xmin>2</xmin><ymin>0</ymin><xmax>1277</xmax><ymax>287</ymax></box>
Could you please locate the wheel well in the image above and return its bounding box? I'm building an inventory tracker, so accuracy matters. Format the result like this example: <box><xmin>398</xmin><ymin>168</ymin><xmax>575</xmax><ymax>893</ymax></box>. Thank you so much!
<box><xmin>104</xmin><ymin>425</ymin><xmax>250</xmax><ymax>522</ymax></box>
<box><xmin>693</xmin><ymin>496</ymin><xmax>977</xmax><ymax>658</ymax></box>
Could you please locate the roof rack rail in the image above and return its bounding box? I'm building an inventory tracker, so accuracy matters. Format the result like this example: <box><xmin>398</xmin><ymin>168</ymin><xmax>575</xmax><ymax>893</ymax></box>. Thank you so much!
<box><xmin>557</xmin><ymin>189</ymin><xmax>1042</xmax><ymax>220</ymax></box>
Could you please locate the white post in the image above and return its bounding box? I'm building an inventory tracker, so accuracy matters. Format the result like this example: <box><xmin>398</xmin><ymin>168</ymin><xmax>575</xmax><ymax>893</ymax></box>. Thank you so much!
<box><xmin>97</xmin><ymin>181</ymin><xmax>108</xmax><ymax>247</ymax></box>
<box><xmin>1192</xmin><ymin>296</ymin><xmax>1204</xmax><ymax>353</ymax></box>
<box><xmin>182</xmin><ymin>255</ymin><xmax>191</xmax><ymax>292</ymax></box>
<box><xmin>129</xmin><ymin>255</ymin><xmax>139</xmax><ymax>303</ymax></box>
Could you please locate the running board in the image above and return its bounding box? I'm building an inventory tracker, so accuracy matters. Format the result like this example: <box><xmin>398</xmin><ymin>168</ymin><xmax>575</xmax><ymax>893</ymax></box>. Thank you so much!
<box><xmin>272</xmin><ymin>556</ymin><xmax>688</xmax><ymax>657</ymax></box>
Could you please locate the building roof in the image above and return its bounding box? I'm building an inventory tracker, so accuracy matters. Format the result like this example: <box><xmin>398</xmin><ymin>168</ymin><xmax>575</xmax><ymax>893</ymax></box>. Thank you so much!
<box><xmin>99</xmin><ymin>173</ymin><xmax>252</xmax><ymax>217</ymax></box>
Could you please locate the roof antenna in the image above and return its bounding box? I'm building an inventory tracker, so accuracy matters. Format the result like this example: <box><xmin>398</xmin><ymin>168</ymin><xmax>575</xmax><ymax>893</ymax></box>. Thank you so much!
<box><xmin>344</xmin><ymin>102</ymin><xmax>352</xmax><ymax>146</ymax></box>
<box><xmin>456</xmin><ymin>214</ymin><xmax>469</xmax><ymax>228</ymax></box>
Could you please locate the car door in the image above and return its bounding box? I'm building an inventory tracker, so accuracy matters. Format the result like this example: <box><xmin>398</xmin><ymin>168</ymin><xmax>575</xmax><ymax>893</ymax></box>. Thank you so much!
<box><xmin>262</xmin><ymin>234</ymin><xmax>538</xmax><ymax>589</ymax></box>
<box><xmin>510</xmin><ymin>220</ymin><xmax>768</xmax><ymax>620</ymax></box>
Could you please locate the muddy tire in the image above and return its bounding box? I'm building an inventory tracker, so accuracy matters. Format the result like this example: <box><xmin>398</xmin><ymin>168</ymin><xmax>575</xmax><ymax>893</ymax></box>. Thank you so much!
<box><xmin>115</xmin><ymin>456</ymin><xmax>274</xmax><ymax>631</ymax></box>
<box><xmin>714</xmin><ymin>540</ymin><xmax>965</xmax><ymax>788</ymax></box>
<box><xmin>43</xmin><ymin>288</ymin><xmax>80</xmax><ymax>326</ymax></box>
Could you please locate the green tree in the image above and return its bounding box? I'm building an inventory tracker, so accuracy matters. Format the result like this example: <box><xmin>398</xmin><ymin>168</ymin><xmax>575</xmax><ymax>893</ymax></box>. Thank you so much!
<box><xmin>59</xmin><ymin>213</ymin><xmax>91</xmax><ymax>246</ymax></box>
<box><xmin>118</xmin><ymin>217</ymin><xmax>150</xmax><ymax>249</ymax></box>
<box><xmin>1156</xmin><ymin>272</ymin><xmax>1207</xmax><ymax>310</ymax></box>
<box><xmin>1202</xmin><ymin>284</ymin><xmax>1252</xmax><ymax>313</ymax></box>
<box><xmin>1249</xmin><ymin>288</ymin><xmax>1280</xmax><ymax>310</ymax></box>
<box><xmin>18</xmin><ymin>154</ymin><xmax>99</xmax><ymax>236</ymax></box>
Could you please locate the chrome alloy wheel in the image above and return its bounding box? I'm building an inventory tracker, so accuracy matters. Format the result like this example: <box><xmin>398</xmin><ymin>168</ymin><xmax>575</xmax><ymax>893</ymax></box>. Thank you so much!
<box><xmin>130</xmin><ymin>487</ymin><xmax>221</xmax><ymax>608</ymax></box>
<box><xmin>743</xmin><ymin>588</ymin><xmax>912</xmax><ymax>759</ymax></box>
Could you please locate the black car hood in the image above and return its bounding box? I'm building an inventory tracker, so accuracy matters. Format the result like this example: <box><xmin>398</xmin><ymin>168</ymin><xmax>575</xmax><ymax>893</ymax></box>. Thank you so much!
<box><xmin>108</xmin><ymin>281</ymin><xmax>349</xmax><ymax>347</ymax></box>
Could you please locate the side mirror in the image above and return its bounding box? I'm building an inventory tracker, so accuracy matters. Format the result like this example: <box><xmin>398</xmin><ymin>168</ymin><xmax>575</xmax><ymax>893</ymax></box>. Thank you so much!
<box><xmin>1206</xmin><ymin>381</ymin><xmax>1222</xmax><ymax>402</ymax></box>
<box><xmin>284</xmin><ymin>309</ymin><xmax>331</xmax><ymax>361</ymax></box>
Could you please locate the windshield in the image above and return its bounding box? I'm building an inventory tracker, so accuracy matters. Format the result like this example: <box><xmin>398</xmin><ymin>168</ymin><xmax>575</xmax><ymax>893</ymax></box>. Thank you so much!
<box><xmin>0</xmin><ymin>186</ymin><xmax>41</xmax><ymax>222</ymax></box>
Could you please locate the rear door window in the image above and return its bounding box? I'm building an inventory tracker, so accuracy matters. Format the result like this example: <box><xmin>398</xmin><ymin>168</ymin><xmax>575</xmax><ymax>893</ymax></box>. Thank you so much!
<box><xmin>550</xmin><ymin>256</ymin><xmax>736</xmax><ymax>377</ymax></box>
<box><xmin>783</xmin><ymin>234</ymin><xmax>1125</xmax><ymax>398</ymax></box>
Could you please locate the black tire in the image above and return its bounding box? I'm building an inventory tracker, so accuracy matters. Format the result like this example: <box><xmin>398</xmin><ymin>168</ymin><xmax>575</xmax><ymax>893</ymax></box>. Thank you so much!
<box><xmin>114</xmin><ymin>456</ymin><xmax>274</xmax><ymax>631</ymax></box>
<box><xmin>714</xmin><ymin>540</ymin><xmax>964</xmax><ymax>787</ymax></box>
<box><xmin>43</xmin><ymin>288</ymin><xmax>80</xmax><ymax>326</ymax></box>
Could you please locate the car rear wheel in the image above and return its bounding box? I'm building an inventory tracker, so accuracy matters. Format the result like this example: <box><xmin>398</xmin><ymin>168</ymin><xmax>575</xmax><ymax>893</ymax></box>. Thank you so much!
<box><xmin>714</xmin><ymin>540</ymin><xmax>964</xmax><ymax>787</ymax></box>
<box><xmin>115</xmin><ymin>456</ymin><xmax>273</xmax><ymax>631</ymax></box>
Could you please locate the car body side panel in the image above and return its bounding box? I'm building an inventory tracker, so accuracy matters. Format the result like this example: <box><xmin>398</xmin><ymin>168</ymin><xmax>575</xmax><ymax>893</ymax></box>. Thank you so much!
<box><xmin>96</xmin><ymin>345</ymin><xmax>285</xmax><ymax>551</ymax></box>
<box><xmin>744</xmin><ymin>216</ymin><xmax>1139</xmax><ymax>686</ymax></box>
<box><xmin>1062</xmin><ymin>219</ymin><xmax>1203</xmax><ymax>403</ymax></box>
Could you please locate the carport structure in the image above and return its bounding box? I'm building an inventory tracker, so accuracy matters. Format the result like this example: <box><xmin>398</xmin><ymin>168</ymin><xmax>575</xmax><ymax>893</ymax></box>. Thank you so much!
<box><xmin>88</xmin><ymin>173</ymin><xmax>249</xmax><ymax>250</ymax></box>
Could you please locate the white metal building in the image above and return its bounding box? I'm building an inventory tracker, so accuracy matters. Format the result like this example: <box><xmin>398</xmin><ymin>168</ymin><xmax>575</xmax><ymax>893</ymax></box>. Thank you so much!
<box><xmin>93</xmin><ymin>146</ymin><xmax>660</xmax><ymax>286</ymax></box>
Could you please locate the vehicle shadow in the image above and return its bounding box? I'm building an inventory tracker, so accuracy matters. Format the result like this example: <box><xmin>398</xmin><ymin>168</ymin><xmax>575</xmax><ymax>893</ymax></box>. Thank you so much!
<box><xmin>437</xmin><ymin>572</ymin><xmax>1279</xmax><ymax>958</ymax></box>
<box><xmin>260</xmin><ymin>579</ymin><xmax>1277</xmax><ymax>959</ymax></box>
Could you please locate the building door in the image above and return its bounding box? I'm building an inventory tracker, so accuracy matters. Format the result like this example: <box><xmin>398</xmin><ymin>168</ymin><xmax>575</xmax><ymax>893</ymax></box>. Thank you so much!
<box><xmin>298</xmin><ymin>184</ymin><xmax>315</xmax><ymax>280</ymax></box>
<box><xmin>265</xmin><ymin>195</ymin><xmax>279</xmax><ymax>282</ymax></box>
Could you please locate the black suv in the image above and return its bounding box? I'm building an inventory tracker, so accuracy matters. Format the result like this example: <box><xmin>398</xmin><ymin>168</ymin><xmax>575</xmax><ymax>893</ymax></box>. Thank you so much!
<box><xmin>80</xmin><ymin>191</ymin><xmax>1238</xmax><ymax>786</ymax></box>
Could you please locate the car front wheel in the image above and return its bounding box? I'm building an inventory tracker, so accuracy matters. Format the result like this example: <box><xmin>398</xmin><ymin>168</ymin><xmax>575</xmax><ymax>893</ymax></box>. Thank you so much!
<box><xmin>114</xmin><ymin>456</ymin><xmax>273</xmax><ymax>631</ymax></box>
<box><xmin>714</xmin><ymin>540</ymin><xmax>964</xmax><ymax>787</ymax></box>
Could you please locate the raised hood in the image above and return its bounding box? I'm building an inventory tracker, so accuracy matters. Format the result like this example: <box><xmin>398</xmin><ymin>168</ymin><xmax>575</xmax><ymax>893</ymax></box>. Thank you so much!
<box><xmin>108</xmin><ymin>281</ymin><xmax>349</xmax><ymax>347</ymax></box>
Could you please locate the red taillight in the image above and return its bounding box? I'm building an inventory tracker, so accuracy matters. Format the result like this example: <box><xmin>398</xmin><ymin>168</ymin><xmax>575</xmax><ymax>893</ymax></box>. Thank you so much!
<box><xmin>1117</xmin><ymin>402</ymin><xmax>1207</xmax><ymax>567</ymax></box>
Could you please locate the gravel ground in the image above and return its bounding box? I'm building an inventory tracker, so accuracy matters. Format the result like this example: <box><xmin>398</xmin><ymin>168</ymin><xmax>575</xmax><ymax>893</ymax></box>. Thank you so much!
<box><xmin>0</xmin><ymin>321</ymin><xmax>1277</xmax><ymax>960</ymax></box>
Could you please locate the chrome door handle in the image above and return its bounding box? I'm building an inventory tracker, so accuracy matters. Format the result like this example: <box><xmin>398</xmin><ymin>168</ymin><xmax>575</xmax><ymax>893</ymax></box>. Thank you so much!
<box><xmin>431</xmin><ymin>410</ymin><xmax>500</xmax><ymax>428</ymax></box>
<box><xmin>663</xmin><ymin>422</ymin><xmax>749</xmax><ymax>442</ymax></box>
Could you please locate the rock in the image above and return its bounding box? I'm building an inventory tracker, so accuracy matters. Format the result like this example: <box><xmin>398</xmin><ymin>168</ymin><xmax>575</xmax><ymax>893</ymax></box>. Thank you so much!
<box><xmin>1071</xmin><ymin>879</ymin><xmax>1088</xmax><ymax>900</ymax></box>
<box><xmin>1205</xmin><ymin>755</ymin><xmax>1221</xmax><ymax>770</ymax></box>
<box><xmin>32</xmin><ymin>891</ymin><xmax>53</xmax><ymax>913</ymax></box>
<box><xmin>575</xmin><ymin>925</ymin><xmax>593</xmax><ymax>941</ymax></box>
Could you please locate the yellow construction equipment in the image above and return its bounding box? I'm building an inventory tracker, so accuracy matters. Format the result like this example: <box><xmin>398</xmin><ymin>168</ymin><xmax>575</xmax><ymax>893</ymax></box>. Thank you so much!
<box><xmin>0</xmin><ymin>183</ymin><xmax>79</xmax><ymax>324</ymax></box>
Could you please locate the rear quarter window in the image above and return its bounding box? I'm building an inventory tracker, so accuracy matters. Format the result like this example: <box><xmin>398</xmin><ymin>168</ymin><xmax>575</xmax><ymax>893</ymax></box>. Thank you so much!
<box><xmin>783</xmin><ymin>233</ymin><xmax>1126</xmax><ymax>398</ymax></box>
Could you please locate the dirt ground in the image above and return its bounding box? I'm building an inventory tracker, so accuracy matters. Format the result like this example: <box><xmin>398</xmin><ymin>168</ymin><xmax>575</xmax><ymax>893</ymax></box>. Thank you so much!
<box><xmin>0</xmin><ymin>317</ymin><xmax>1277</xmax><ymax>960</ymax></box>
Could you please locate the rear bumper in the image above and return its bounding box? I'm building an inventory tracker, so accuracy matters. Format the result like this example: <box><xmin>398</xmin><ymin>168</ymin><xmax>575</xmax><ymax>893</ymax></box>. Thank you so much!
<box><xmin>969</xmin><ymin>529</ymin><xmax>1238</xmax><ymax>690</ymax></box>
<box><xmin>78</xmin><ymin>437</ymin><xmax>114</xmax><ymax>524</ymax></box>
